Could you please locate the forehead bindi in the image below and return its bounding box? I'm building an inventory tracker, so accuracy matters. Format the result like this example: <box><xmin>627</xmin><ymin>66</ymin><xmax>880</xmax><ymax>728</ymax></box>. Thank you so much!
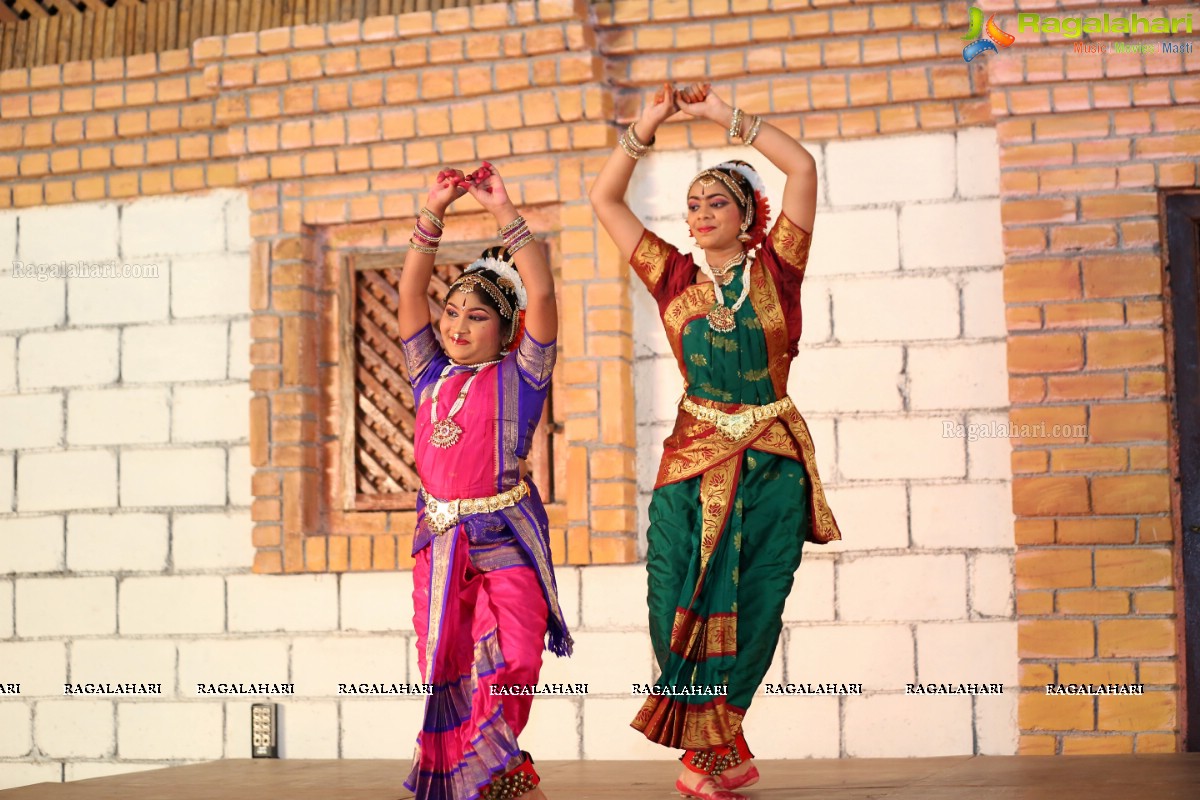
<box><xmin>688</xmin><ymin>185</ymin><xmax>734</xmax><ymax>203</ymax></box>
<box><xmin>445</xmin><ymin>292</ymin><xmax>495</xmax><ymax>315</ymax></box>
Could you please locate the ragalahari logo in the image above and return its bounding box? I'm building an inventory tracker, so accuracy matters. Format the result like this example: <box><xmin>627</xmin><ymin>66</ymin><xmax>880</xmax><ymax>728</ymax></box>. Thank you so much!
<box><xmin>962</xmin><ymin>8</ymin><xmax>1015</xmax><ymax>62</ymax></box>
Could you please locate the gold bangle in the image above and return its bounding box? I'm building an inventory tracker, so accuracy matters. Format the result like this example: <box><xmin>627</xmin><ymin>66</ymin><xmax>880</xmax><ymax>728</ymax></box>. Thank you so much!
<box><xmin>744</xmin><ymin>115</ymin><xmax>763</xmax><ymax>146</ymax></box>
<box><xmin>420</xmin><ymin>207</ymin><xmax>445</xmax><ymax>231</ymax></box>
<box><xmin>408</xmin><ymin>239</ymin><xmax>438</xmax><ymax>254</ymax></box>
<box><xmin>619</xmin><ymin>131</ymin><xmax>645</xmax><ymax>160</ymax></box>
<box><xmin>728</xmin><ymin>108</ymin><xmax>743</xmax><ymax>141</ymax></box>
<box><xmin>507</xmin><ymin>232</ymin><xmax>534</xmax><ymax>254</ymax></box>
<box><xmin>626</xmin><ymin>121</ymin><xmax>654</xmax><ymax>150</ymax></box>
<box><xmin>498</xmin><ymin>216</ymin><xmax>527</xmax><ymax>236</ymax></box>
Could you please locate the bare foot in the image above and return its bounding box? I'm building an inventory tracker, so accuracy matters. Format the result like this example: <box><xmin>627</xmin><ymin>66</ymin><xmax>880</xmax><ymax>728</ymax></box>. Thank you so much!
<box><xmin>676</xmin><ymin>768</ymin><xmax>746</xmax><ymax>799</ymax></box>
<box><xmin>720</xmin><ymin>759</ymin><xmax>755</xmax><ymax>782</ymax></box>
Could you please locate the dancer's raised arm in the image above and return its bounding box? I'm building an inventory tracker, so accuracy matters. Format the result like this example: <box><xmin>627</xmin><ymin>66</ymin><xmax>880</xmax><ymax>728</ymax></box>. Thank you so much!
<box><xmin>588</xmin><ymin>83</ymin><xmax>678</xmax><ymax>262</ymax></box>
<box><xmin>398</xmin><ymin>169</ymin><xmax>469</xmax><ymax>340</ymax></box>
<box><xmin>466</xmin><ymin>162</ymin><xmax>557</xmax><ymax>344</ymax></box>
<box><xmin>677</xmin><ymin>82</ymin><xmax>818</xmax><ymax>232</ymax></box>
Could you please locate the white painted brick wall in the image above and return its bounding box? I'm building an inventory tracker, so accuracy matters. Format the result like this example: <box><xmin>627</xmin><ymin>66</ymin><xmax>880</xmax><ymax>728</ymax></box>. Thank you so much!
<box><xmin>819</xmin><ymin>486</ymin><xmax>909</xmax><ymax>552</ymax></box>
<box><xmin>120</xmin><ymin>195</ymin><xmax>230</xmax><ymax>259</ymax></box>
<box><xmin>0</xmin><ymin>212</ymin><xmax>16</xmax><ymax>268</ymax></box>
<box><xmin>0</xmin><ymin>763</ymin><xmax>60</xmax><ymax>791</ymax></box>
<box><xmin>341</xmin><ymin>699</ymin><xmax>425</xmax><ymax>759</ymax></box>
<box><xmin>119</xmin><ymin>448</ymin><xmax>227</xmax><ymax>508</ymax></box>
<box><xmin>0</xmin><ymin>580</ymin><xmax>11</xmax><ymax>639</ymax></box>
<box><xmin>17</xmin><ymin>450</ymin><xmax>119</xmax><ymax>512</ymax></box>
<box><xmin>0</xmin><ymin>276</ymin><xmax>65</xmax><ymax>333</ymax></box>
<box><xmin>839</xmin><ymin>417</ymin><xmax>965</xmax><ymax>480</ymax></box>
<box><xmin>15</xmin><ymin>577</ymin><xmax>116</xmax><ymax>637</ymax></box>
<box><xmin>844</xmin><ymin>694</ymin><xmax>973</xmax><ymax>757</ymax></box>
<box><xmin>826</xmin><ymin>134</ymin><xmax>956</xmax><ymax>206</ymax></box>
<box><xmin>0</xmin><ymin>393</ymin><xmax>62</xmax><ymax>450</ymax></box>
<box><xmin>0</xmin><ymin>515</ymin><xmax>64</xmax><ymax>573</ymax></box>
<box><xmin>227</xmin><ymin>445</ymin><xmax>253</xmax><ymax>508</ymax></box>
<box><xmin>971</xmin><ymin>553</ymin><xmax>1016</xmax><ymax>619</ymax></box>
<box><xmin>273</xmin><ymin>702</ymin><xmax>339</xmax><ymax>759</ymax></box>
<box><xmin>178</xmin><ymin>639</ymin><xmax>289</xmax><ymax>694</ymax></box>
<box><xmin>0</xmin><ymin>336</ymin><xmax>16</xmax><ymax>392</ymax></box>
<box><xmin>121</xmin><ymin>322</ymin><xmax>229</xmax><ymax>384</ymax></box>
<box><xmin>118</xmin><ymin>576</ymin><xmax>225</xmax><ymax>635</ymax></box>
<box><xmin>226</xmin><ymin>575</ymin><xmax>339</xmax><ymax>633</ymax></box>
<box><xmin>830</xmin><ymin>275</ymin><xmax>960</xmax><ymax>342</ymax></box>
<box><xmin>0</xmin><ymin>703</ymin><xmax>32</xmax><ymax>757</ymax></box>
<box><xmin>788</xmin><ymin>624</ymin><xmax>915</xmax><ymax>687</ymax></box>
<box><xmin>581</xmin><ymin>697</ymin><xmax>677</xmax><ymax>760</ymax></box>
<box><xmin>578</xmin><ymin>564</ymin><xmax>647</xmax><ymax>629</ymax></box>
<box><xmin>339</xmin><ymin>572</ymin><xmax>415</xmax><ymax>632</ymax></box>
<box><xmin>66</xmin><ymin>269</ymin><xmax>170</xmax><ymax>326</ymax></box>
<box><xmin>18</xmin><ymin>329</ymin><xmax>119</xmax><ymax>389</ymax></box>
<box><xmin>0</xmin><ymin>453</ymin><xmax>12</xmax><ymax>513</ymax></box>
<box><xmin>292</xmin><ymin>636</ymin><xmax>408</xmax><ymax>696</ymax></box>
<box><xmin>539</xmin><ymin>631</ymin><xmax>653</xmax><ymax>696</ymax></box>
<box><xmin>34</xmin><ymin>700</ymin><xmax>114</xmax><ymax>759</ymax></box>
<box><xmin>0</xmin><ymin>642</ymin><xmax>67</xmax><ymax>696</ymax></box>
<box><xmin>17</xmin><ymin>203</ymin><xmax>119</xmax><ymax>265</ymax></box>
<box><xmin>806</xmin><ymin>208</ymin><xmax>900</xmax><ymax>278</ymax></box>
<box><xmin>908</xmin><ymin>342</ymin><xmax>1008</xmax><ymax>411</ymax></box>
<box><xmin>956</xmin><ymin>128</ymin><xmax>1002</xmax><ymax>199</ymax></box>
<box><xmin>916</xmin><ymin>622</ymin><xmax>1018</xmax><ymax>686</ymax></box>
<box><xmin>745</xmin><ymin>696</ymin><xmax>840</xmax><ymax>758</ymax></box>
<box><xmin>65</xmin><ymin>514</ymin><xmax>169</xmax><ymax>573</ymax></box>
<box><xmin>171</xmin><ymin>254</ymin><xmax>252</xmax><ymax>319</ymax></box>
<box><xmin>172</xmin><ymin>383</ymin><xmax>252</xmax><ymax>443</ymax></box>
<box><xmin>116</xmin><ymin>702</ymin><xmax>223</xmax><ymax>760</ymax></box>
<box><xmin>71</xmin><ymin>639</ymin><xmax>176</xmax><ymax>689</ymax></box>
<box><xmin>911</xmin><ymin>484</ymin><xmax>1014</xmax><ymax>550</ymax></box>
<box><xmin>515</xmin><ymin>698</ymin><xmax>582</xmax><ymax>760</ymax></box>
<box><xmin>780</xmin><ymin>557</ymin><xmax>835</xmax><ymax>622</ymax></box>
<box><xmin>900</xmin><ymin>200</ymin><xmax>1005</xmax><ymax>270</ymax></box>
<box><xmin>839</xmin><ymin>555</ymin><xmax>968</xmax><ymax>622</ymax></box>
<box><xmin>171</xmin><ymin>511</ymin><xmax>254</xmax><ymax>571</ymax></box>
<box><xmin>790</xmin><ymin>345</ymin><xmax>903</xmax><ymax>412</ymax></box>
<box><xmin>66</xmin><ymin>388</ymin><xmax>170</xmax><ymax>446</ymax></box>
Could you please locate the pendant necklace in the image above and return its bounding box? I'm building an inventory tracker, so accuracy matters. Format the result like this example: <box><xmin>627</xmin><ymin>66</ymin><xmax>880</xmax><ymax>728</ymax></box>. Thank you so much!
<box><xmin>428</xmin><ymin>358</ymin><xmax>501</xmax><ymax>448</ymax></box>
<box><xmin>698</xmin><ymin>252</ymin><xmax>752</xmax><ymax>333</ymax></box>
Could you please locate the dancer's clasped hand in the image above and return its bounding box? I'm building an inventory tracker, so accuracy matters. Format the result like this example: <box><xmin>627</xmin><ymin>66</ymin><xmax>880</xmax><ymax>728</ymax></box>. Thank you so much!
<box><xmin>427</xmin><ymin>162</ymin><xmax>512</xmax><ymax>215</ymax></box>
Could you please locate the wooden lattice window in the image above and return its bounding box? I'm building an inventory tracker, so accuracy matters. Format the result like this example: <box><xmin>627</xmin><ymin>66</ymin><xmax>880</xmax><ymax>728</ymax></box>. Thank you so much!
<box><xmin>337</xmin><ymin>245</ymin><xmax>559</xmax><ymax>513</ymax></box>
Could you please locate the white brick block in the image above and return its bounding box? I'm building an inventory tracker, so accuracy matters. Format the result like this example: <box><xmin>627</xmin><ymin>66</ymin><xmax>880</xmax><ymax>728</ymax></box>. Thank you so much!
<box><xmin>844</xmin><ymin>693</ymin><xmax>972</xmax><ymax>757</ymax></box>
<box><xmin>67</xmin><ymin>269</ymin><xmax>170</xmax><ymax>326</ymax></box>
<box><xmin>275</xmin><ymin>701</ymin><xmax>339</xmax><ymax>759</ymax></box>
<box><xmin>66</xmin><ymin>513</ymin><xmax>168</xmax><ymax>573</ymax></box>
<box><xmin>0</xmin><ymin>703</ymin><xmax>31</xmax><ymax>757</ymax></box>
<box><xmin>34</xmin><ymin>700</ymin><xmax>114</xmax><ymax>758</ymax></box>
<box><xmin>0</xmin><ymin>762</ymin><xmax>61</xmax><ymax>791</ymax></box>
<box><xmin>119</xmin><ymin>448</ymin><xmax>227</xmax><ymax>508</ymax></box>
<box><xmin>799</xmin><ymin>279</ymin><xmax>831</xmax><ymax>343</ymax></box>
<box><xmin>119</xmin><ymin>576</ymin><xmax>225</xmax><ymax>634</ymax></box>
<box><xmin>71</xmin><ymin>639</ymin><xmax>176</xmax><ymax>689</ymax></box>
<box><xmin>227</xmin><ymin>445</ymin><xmax>252</xmax><ymax>507</ymax></box>
<box><xmin>957</xmin><ymin>127</ymin><xmax>1001</xmax><ymax>199</ymax></box>
<box><xmin>827</xmin><ymin>134</ymin><xmax>956</xmax><ymax>206</ymax></box>
<box><xmin>631</xmin><ymin>284</ymin><xmax>673</xmax><ymax>359</ymax></box>
<box><xmin>807</xmin><ymin>208</ymin><xmax>900</xmax><ymax>277</ymax></box>
<box><xmin>909</xmin><ymin>342</ymin><xmax>1008</xmax><ymax>411</ymax></box>
<box><xmin>18</xmin><ymin>329</ymin><xmax>119</xmax><ymax>389</ymax></box>
<box><xmin>790</xmin><ymin>345</ymin><xmax>903</xmax><ymax>412</ymax></box>
<box><xmin>0</xmin><ymin>642</ymin><xmax>67</xmax><ymax>696</ymax></box>
<box><xmin>227</xmin><ymin>574</ymin><xmax>339</xmax><ymax>632</ymax></box>
<box><xmin>65</xmin><ymin>762</ymin><xmax>164</xmax><ymax>781</ymax></box>
<box><xmin>539</xmin><ymin>631</ymin><xmax>652</xmax><ymax>696</ymax></box>
<box><xmin>634</xmin><ymin>356</ymin><xmax>683</xmax><ymax>426</ymax></box>
<box><xmin>637</xmin><ymin>420</ymin><xmax>673</xmax><ymax>495</ymax></box>
<box><xmin>838</xmin><ymin>417</ymin><xmax>965</xmax><ymax>480</ymax></box>
<box><xmin>0</xmin><ymin>394</ymin><xmax>61</xmax><ymax>450</ymax></box>
<box><xmin>0</xmin><ymin>213</ymin><xmax>15</xmax><ymax>267</ymax></box>
<box><xmin>962</xmin><ymin>268</ymin><xmax>1006</xmax><ymax>339</ymax></box>
<box><xmin>121</xmin><ymin>322</ymin><xmax>228</xmax><ymax>383</ymax></box>
<box><xmin>743</xmin><ymin>695</ymin><xmax>839</xmax><ymax>758</ymax></box>
<box><xmin>340</xmin><ymin>572</ymin><xmax>415</xmax><ymax>632</ymax></box>
<box><xmin>0</xmin><ymin>453</ymin><xmax>11</xmax><ymax>513</ymax></box>
<box><xmin>178</xmin><ymin>639</ymin><xmax>289</xmax><ymax>694</ymax></box>
<box><xmin>628</xmin><ymin>150</ymin><xmax>702</xmax><ymax>220</ymax></box>
<box><xmin>967</xmin><ymin>411</ymin><xmax>1015</xmax><ymax>481</ymax></box>
<box><xmin>18</xmin><ymin>450</ymin><xmax>118</xmax><ymax>512</ymax></box>
<box><xmin>830</xmin><ymin>276</ymin><xmax>959</xmax><ymax>342</ymax></box>
<box><xmin>18</xmin><ymin>203</ymin><xmax>119</xmax><ymax>264</ymax></box>
<box><xmin>787</xmin><ymin>624</ymin><xmax>914</xmax><ymax>687</ymax></box>
<box><xmin>512</xmin><ymin>698</ymin><xmax>581</xmax><ymax>759</ymax></box>
<box><xmin>172</xmin><ymin>510</ymin><xmax>254</xmax><ymax>571</ymax></box>
<box><xmin>970</xmin><ymin>552</ymin><xmax>1015</xmax><ymax>619</ymax></box>
<box><xmin>0</xmin><ymin>336</ymin><xmax>15</xmax><ymax>392</ymax></box>
<box><xmin>580</xmin><ymin>564</ymin><xmax>647</xmax><ymax>629</ymax></box>
<box><xmin>293</xmin><ymin>636</ymin><xmax>408</xmax><ymax>696</ymax></box>
<box><xmin>911</xmin><ymin>483</ymin><xmax>1014</xmax><ymax>550</ymax></box>
<box><xmin>902</xmin><ymin>200</ymin><xmax>1006</xmax><ymax>270</ymax></box>
<box><xmin>0</xmin><ymin>275</ymin><xmax>65</xmax><ymax>332</ymax></box>
<box><xmin>0</xmin><ymin>580</ymin><xmax>10</xmax><ymax>638</ymax></box>
<box><xmin>820</xmin><ymin>486</ymin><xmax>909</xmax><ymax>553</ymax></box>
<box><xmin>839</xmin><ymin>554</ymin><xmax>968</xmax><ymax>622</ymax></box>
<box><xmin>806</xmin><ymin>415</ymin><xmax>836</xmax><ymax>486</ymax></box>
<box><xmin>172</xmin><ymin>383</ymin><xmax>251</xmax><ymax>443</ymax></box>
<box><xmin>225</xmin><ymin>193</ymin><xmax>251</xmax><ymax>253</ymax></box>
<box><xmin>229</xmin><ymin>320</ymin><xmax>250</xmax><ymax>381</ymax></box>
<box><xmin>976</xmin><ymin>691</ymin><xmax>1018</xmax><ymax>755</ymax></box>
<box><xmin>341</xmin><ymin>698</ymin><xmax>426</xmax><ymax>758</ymax></box>
<box><xmin>781</xmin><ymin>556</ymin><xmax>835</xmax><ymax>622</ymax></box>
<box><xmin>555</xmin><ymin>566</ymin><xmax>581</xmax><ymax>632</ymax></box>
<box><xmin>67</xmin><ymin>387</ymin><xmax>169</xmax><ymax>446</ymax></box>
<box><xmin>117</xmin><ymin>702</ymin><xmax>223</xmax><ymax>759</ymax></box>
<box><xmin>171</xmin><ymin>254</ymin><xmax>250</xmax><ymax>319</ymax></box>
<box><xmin>916</xmin><ymin>622</ymin><xmax>1017</xmax><ymax>687</ymax></box>
<box><xmin>120</xmin><ymin>194</ymin><xmax>229</xmax><ymax>258</ymax></box>
<box><xmin>0</xmin><ymin>515</ymin><xmax>64</xmax><ymax>573</ymax></box>
<box><xmin>581</xmin><ymin>697</ymin><xmax>677</xmax><ymax>760</ymax></box>
<box><xmin>16</xmin><ymin>577</ymin><xmax>115</xmax><ymax>637</ymax></box>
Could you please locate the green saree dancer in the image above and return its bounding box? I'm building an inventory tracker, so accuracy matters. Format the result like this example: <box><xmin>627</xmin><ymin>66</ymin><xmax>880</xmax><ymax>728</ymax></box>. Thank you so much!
<box><xmin>589</xmin><ymin>81</ymin><xmax>842</xmax><ymax>800</ymax></box>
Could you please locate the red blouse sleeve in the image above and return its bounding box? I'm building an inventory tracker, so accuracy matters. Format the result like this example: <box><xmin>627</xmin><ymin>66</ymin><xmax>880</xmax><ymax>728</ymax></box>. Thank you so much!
<box><xmin>759</xmin><ymin>212</ymin><xmax>813</xmax><ymax>356</ymax></box>
<box><xmin>630</xmin><ymin>228</ymin><xmax>695</xmax><ymax>311</ymax></box>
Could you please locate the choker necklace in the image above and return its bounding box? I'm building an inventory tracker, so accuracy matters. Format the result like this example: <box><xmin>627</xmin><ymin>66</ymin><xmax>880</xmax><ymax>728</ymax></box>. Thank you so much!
<box><xmin>707</xmin><ymin>252</ymin><xmax>745</xmax><ymax>286</ymax></box>
<box><xmin>698</xmin><ymin>253</ymin><xmax>752</xmax><ymax>333</ymax></box>
<box><xmin>428</xmin><ymin>358</ymin><xmax>502</xmax><ymax>448</ymax></box>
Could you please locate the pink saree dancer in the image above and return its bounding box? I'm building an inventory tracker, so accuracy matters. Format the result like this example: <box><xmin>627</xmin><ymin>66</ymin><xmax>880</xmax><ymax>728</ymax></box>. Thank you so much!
<box><xmin>400</xmin><ymin>324</ymin><xmax>570</xmax><ymax>800</ymax></box>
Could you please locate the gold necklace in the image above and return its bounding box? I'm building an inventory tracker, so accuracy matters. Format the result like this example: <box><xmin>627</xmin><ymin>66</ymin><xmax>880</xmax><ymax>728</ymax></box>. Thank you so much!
<box><xmin>707</xmin><ymin>252</ymin><xmax>745</xmax><ymax>286</ymax></box>
<box><xmin>428</xmin><ymin>358</ymin><xmax>502</xmax><ymax>448</ymax></box>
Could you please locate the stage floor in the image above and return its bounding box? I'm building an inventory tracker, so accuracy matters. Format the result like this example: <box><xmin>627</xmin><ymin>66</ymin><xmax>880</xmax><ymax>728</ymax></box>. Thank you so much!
<box><xmin>2</xmin><ymin>754</ymin><xmax>1199</xmax><ymax>799</ymax></box>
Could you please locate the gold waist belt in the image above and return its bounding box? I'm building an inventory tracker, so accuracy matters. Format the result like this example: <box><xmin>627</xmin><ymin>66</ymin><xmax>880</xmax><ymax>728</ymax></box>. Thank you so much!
<box><xmin>680</xmin><ymin>395</ymin><xmax>795</xmax><ymax>441</ymax></box>
<box><xmin>421</xmin><ymin>480</ymin><xmax>530</xmax><ymax>536</ymax></box>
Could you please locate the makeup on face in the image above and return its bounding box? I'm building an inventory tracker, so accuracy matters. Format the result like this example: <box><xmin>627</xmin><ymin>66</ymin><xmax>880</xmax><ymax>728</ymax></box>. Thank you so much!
<box><xmin>440</xmin><ymin>290</ymin><xmax>504</xmax><ymax>363</ymax></box>
<box><xmin>687</xmin><ymin>185</ymin><xmax>741</xmax><ymax>241</ymax></box>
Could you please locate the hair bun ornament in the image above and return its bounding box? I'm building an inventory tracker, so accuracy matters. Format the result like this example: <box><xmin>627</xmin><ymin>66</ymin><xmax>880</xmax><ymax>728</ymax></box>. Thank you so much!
<box><xmin>464</xmin><ymin>255</ymin><xmax>528</xmax><ymax>311</ymax></box>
